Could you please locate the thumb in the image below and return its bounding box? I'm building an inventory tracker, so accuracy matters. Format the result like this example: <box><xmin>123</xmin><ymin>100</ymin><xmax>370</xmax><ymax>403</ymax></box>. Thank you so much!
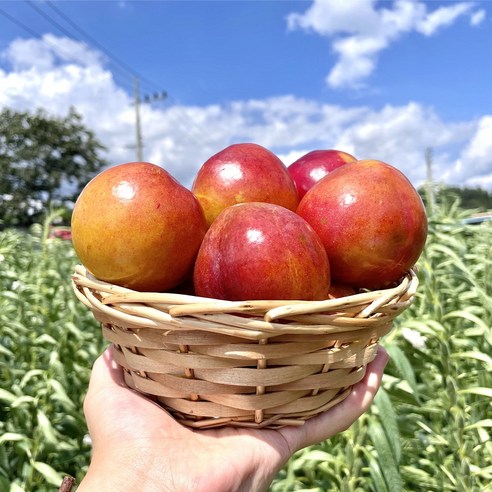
<box><xmin>83</xmin><ymin>346</ymin><xmax>148</xmax><ymax>438</ymax></box>
<box><xmin>83</xmin><ymin>345</ymin><xmax>177</xmax><ymax>443</ymax></box>
<box><xmin>85</xmin><ymin>345</ymin><xmax>127</xmax><ymax>401</ymax></box>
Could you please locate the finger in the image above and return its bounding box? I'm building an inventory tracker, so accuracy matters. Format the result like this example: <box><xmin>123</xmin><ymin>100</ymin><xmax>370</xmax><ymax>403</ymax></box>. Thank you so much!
<box><xmin>282</xmin><ymin>345</ymin><xmax>389</xmax><ymax>451</ymax></box>
<box><xmin>84</xmin><ymin>346</ymin><xmax>120</xmax><ymax>420</ymax></box>
<box><xmin>84</xmin><ymin>345</ymin><xmax>180</xmax><ymax>442</ymax></box>
<box><xmin>84</xmin><ymin>345</ymin><xmax>125</xmax><ymax>403</ymax></box>
<box><xmin>83</xmin><ymin>346</ymin><xmax>148</xmax><ymax>429</ymax></box>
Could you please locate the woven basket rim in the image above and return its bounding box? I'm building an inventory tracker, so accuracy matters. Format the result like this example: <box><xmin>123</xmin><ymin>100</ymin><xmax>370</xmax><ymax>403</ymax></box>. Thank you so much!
<box><xmin>71</xmin><ymin>264</ymin><xmax>418</xmax><ymax>324</ymax></box>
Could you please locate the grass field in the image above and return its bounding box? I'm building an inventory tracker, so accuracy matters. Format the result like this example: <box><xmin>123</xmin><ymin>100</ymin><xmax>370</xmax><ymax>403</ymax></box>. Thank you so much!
<box><xmin>1</xmin><ymin>199</ymin><xmax>491</xmax><ymax>491</ymax></box>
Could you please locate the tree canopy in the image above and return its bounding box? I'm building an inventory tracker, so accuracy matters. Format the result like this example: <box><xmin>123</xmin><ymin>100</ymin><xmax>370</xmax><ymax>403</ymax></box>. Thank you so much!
<box><xmin>0</xmin><ymin>107</ymin><xmax>107</xmax><ymax>228</ymax></box>
<box><xmin>420</xmin><ymin>184</ymin><xmax>492</xmax><ymax>212</ymax></box>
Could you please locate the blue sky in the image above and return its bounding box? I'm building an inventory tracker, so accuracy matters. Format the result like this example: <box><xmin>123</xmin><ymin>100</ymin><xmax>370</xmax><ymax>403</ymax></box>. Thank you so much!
<box><xmin>1</xmin><ymin>0</ymin><xmax>491</xmax><ymax>190</ymax></box>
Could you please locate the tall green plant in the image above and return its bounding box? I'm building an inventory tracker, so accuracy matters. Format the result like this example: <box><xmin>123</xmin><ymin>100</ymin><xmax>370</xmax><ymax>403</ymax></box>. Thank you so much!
<box><xmin>271</xmin><ymin>196</ymin><xmax>492</xmax><ymax>491</ymax></box>
<box><xmin>385</xmin><ymin>197</ymin><xmax>492</xmax><ymax>491</ymax></box>
<box><xmin>0</xmin><ymin>214</ymin><xmax>103</xmax><ymax>490</ymax></box>
<box><xmin>1</xmin><ymin>196</ymin><xmax>490</xmax><ymax>490</ymax></box>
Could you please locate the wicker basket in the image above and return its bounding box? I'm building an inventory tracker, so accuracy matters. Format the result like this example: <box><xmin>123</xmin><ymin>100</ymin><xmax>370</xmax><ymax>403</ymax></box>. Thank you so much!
<box><xmin>71</xmin><ymin>265</ymin><xmax>418</xmax><ymax>429</ymax></box>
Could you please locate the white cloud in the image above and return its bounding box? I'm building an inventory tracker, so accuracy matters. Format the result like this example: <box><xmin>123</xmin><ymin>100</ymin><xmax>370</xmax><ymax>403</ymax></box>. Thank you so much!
<box><xmin>327</xmin><ymin>35</ymin><xmax>385</xmax><ymax>89</ymax></box>
<box><xmin>3</xmin><ymin>37</ymin><xmax>55</xmax><ymax>71</ymax></box>
<box><xmin>287</xmin><ymin>0</ymin><xmax>484</xmax><ymax>89</ymax></box>
<box><xmin>470</xmin><ymin>9</ymin><xmax>486</xmax><ymax>26</ymax></box>
<box><xmin>287</xmin><ymin>0</ymin><xmax>382</xmax><ymax>36</ymax></box>
<box><xmin>416</xmin><ymin>3</ymin><xmax>474</xmax><ymax>36</ymax></box>
<box><xmin>3</xmin><ymin>34</ymin><xmax>103</xmax><ymax>70</ymax></box>
<box><xmin>0</xmin><ymin>34</ymin><xmax>490</xmax><ymax>191</ymax></box>
<box><xmin>456</xmin><ymin>116</ymin><xmax>492</xmax><ymax>187</ymax></box>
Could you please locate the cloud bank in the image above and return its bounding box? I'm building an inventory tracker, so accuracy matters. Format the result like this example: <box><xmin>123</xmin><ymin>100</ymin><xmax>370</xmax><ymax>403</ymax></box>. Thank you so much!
<box><xmin>0</xmin><ymin>33</ymin><xmax>491</xmax><ymax>190</ymax></box>
<box><xmin>287</xmin><ymin>0</ymin><xmax>486</xmax><ymax>89</ymax></box>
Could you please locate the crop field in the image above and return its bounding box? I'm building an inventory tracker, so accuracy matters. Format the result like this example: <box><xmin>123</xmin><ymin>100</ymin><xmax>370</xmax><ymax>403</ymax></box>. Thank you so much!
<box><xmin>1</xmin><ymin>199</ymin><xmax>491</xmax><ymax>491</ymax></box>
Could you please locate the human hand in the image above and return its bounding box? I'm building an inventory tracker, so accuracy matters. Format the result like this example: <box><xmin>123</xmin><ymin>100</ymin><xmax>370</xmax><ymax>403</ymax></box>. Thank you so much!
<box><xmin>78</xmin><ymin>345</ymin><xmax>389</xmax><ymax>492</ymax></box>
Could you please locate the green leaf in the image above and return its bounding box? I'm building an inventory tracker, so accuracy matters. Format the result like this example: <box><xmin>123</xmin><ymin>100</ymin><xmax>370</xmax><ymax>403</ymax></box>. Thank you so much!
<box><xmin>19</xmin><ymin>369</ymin><xmax>45</xmax><ymax>389</ymax></box>
<box><xmin>10</xmin><ymin>482</ymin><xmax>25</xmax><ymax>492</ymax></box>
<box><xmin>451</xmin><ymin>351</ymin><xmax>492</xmax><ymax>370</ymax></box>
<box><xmin>472</xmin><ymin>465</ymin><xmax>492</xmax><ymax>480</ymax></box>
<box><xmin>32</xmin><ymin>461</ymin><xmax>64</xmax><ymax>486</ymax></box>
<box><xmin>0</xmin><ymin>388</ymin><xmax>16</xmax><ymax>404</ymax></box>
<box><xmin>465</xmin><ymin>419</ymin><xmax>492</xmax><ymax>430</ymax></box>
<box><xmin>0</xmin><ymin>291</ymin><xmax>20</xmax><ymax>302</ymax></box>
<box><xmin>13</xmin><ymin>439</ymin><xmax>32</xmax><ymax>460</ymax></box>
<box><xmin>386</xmin><ymin>344</ymin><xmax>420</xmax><ymax>403</ymax></box>
<box><xmin>442</xmin><ymin>310</ymin><xmax>491</xmax><ymax>332</ymax></box>
<box><xmin>0</xmin><ymin>344</ymin><xmax>13</xmax><ymax>357</ymax></box>
<box><xmin>297</xmin><ymin>450</ymin><xmax>333</xmax><ymax>462</ymax></box>
<box><xmin>458</xmin><ymin>387</ymin><xmax>492</xmax><ymax>398</ymax></box>
<box><xmin>11</xmin><ymin>395</ymin><xmax>36</xmax><ymax>408</ymax></box>
<box><xmin>0</xmin><ymin>475</ymin><xmax>9</xmax><ymax>492</ymax></box>
<box><xmin>403</xmin><ymin>319</ymin><xmax>445</xmax><ymax>336</ymax></box>
<box><xmin>36</xmin><ymin>410</ymin><xmax>58</xmax><ymax>446</ymax></box>
<box><xmin>374</xmin><ymin>388</ymin><xmax>401</xmax><ymax>464</ymax></box>
<box><xmin>368</xmin><ymin>421</ymin><xmax>402</xmax><ymax>492</ymax></box>
<box><xmin>361</xmin><ymin>448</ymin><xmax>389</xmax><ymax>492</ymax></box>
<box><xmin>64</xmin><ymin>321</ymin><xmax>84</xmax><ymax>338</ymax></box>
<box><xmin>439</xmin><ymin>464</ymin><xmax>458</xmax><ymax>487</ymax></box>
<box><xmin>0</xmin><ymin>433</ymin><xmax>28</xmax><ymax>445</ymax></box>
<box><xmin>49</xmin><ymin>378</ymin><xmax>75</xmax><ymax>410</ymax></box>
<box><xmin>416</xmin><ymin>421</ymin><xmax>450</xmax><ymax>445</ymax></box>
<box><xmin>400</xmin><ymin>465</ymin><xmax>438</xmax><ymax>489</ymax></box>
<box><xmin>35</xmin><ymin>334</ymin><xmax>57</xmax><ymax>345</ymax></box>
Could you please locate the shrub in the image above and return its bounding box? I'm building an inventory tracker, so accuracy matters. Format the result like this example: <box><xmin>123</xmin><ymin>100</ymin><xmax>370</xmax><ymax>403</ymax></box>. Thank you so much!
<box><xmin>0</xmin><ymin>202</ymin><xmax>490</xmax><ymax>491</ymax></box>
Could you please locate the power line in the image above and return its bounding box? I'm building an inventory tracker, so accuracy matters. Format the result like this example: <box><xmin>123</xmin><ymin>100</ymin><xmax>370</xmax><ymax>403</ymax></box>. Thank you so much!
<box><xmin>26</xmin><ymin>1</ymin><xmax>80</xmax><ymax>42</ymax></box>
<box><xmin>0</xmin><ymin>3</ymin><xmax>134</xmax><ymax>94</ymax></box>
<box><xmin>20</xmin><ymin>0</ymin><xmax>164</xmax><ymax>96</ymax></box>
<box><xmin>0</xmin><ymin>5</ymin><xmax>45</xmax><ymax>39</ymax></box>
<box><xmin>1</xmin><ymin>2</ymin><xmax>212</xmax><ymax>153</ymax></box>
<box><xmin>40</xmin><ymin>0</ymin><xmax>208</xmax><ymax>145</ymax></box>
<box><xmin>44</xmin><ymin>0</ymin><xmax>162</xmax><ymax>94</ymax></box>
<box><xmin>23</xmin><ymin>1</ymin><xmax>136</xmax><ymax>94</ymax></box>
<box><xmin>23</xmin><ymin>0</ymin><xmax>210</xmax><ymax>154</ymax></box>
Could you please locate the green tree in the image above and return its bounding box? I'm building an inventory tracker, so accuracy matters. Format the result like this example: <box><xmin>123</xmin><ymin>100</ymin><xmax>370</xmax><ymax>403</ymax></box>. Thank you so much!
<box><xmin>419</xmin><ymin>184</ymin><xmax>492</xmax><ymax>212</ymax></box>
<box><xmin>0</xmin><ymin>107</ymin><xmax>107</xmax><ymax>228</ymax></box>
<box><xmin>445</xmin><ymin>185</ymin><xmax>492</xmax><ymax>210</ymax></box>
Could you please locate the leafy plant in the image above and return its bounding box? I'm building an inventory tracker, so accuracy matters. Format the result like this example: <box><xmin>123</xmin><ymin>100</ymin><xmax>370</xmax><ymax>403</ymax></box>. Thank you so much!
<box><xmin>0</xmin><ymin>197</ymin><xmax>490</xmax><ymax>491</ymax></box>
<box><xmin>271</xmin><ymin>197</ymin><xmax>492</xmax><ymax>492</ymax></box>
<box><xmin>0</xmin><ymin>212</ymin><xmax>103</xmax><ymax>490</ymax></box>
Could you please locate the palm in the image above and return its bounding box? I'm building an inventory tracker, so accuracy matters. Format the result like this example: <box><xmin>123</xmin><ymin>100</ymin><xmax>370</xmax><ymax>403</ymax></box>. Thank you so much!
<box><xmin>82</xmin><ymin>346</ymin><xmax>388</xmax><ymax>491</ymax></box>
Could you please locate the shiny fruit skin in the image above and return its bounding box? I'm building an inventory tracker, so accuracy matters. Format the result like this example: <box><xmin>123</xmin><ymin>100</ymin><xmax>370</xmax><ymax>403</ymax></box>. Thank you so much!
<box><xmin>297</xmin><ymin>160</ymin><xmax>427</xmax><ymax>290</ymax></box>
<box><xmin>328</xmin><ymin>283</ymin><xmax>356</xmax><ymax>299</ymax></box>
<box><xmin>193</xmin><ymin>202</ymin><xmax>330</xmax><ymax>301</ymax></box>
<box><xmin>288</xmin><ymin>149</ymin><xmax>357</xmax><ymax>199</ymax></box>
<box><xmin>71</xmin><ymin>162</ymin><xmax>207</xmax><ymax>292</ymax></box>
<box><xmin>192</xmin><ymin>143</ymin><xmax>299</xmax><ymax>227</ymax></box>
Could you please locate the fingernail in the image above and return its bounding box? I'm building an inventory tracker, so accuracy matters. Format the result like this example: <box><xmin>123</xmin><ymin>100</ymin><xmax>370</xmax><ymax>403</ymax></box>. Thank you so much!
<box><xmin>379</xmin><ymin>345</ymin><xmax>390</xmax><ymax>365</ymax></box>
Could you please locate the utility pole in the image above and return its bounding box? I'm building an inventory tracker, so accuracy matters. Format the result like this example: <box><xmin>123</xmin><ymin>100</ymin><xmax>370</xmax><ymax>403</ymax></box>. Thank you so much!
<box><xmin>134</xmin><ymin>76</ymin><xmax>143</xmax><ymax>162</ymax></box>
<box><xmin>425</xmin><ymin>146</ymin><xmax>435</xmax><ymax>215</ymax></box>
<box><xmin>132</xmin><ymin>76</ymin><xmax>167</xmax><ymax>162</ymax></box>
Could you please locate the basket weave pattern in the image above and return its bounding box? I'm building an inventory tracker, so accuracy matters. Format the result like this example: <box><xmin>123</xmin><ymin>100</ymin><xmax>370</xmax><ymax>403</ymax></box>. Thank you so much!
<box><xmin>72</xmin><ymin>265</ymin><xmax>418</xmax><ymax>429</ymax></box>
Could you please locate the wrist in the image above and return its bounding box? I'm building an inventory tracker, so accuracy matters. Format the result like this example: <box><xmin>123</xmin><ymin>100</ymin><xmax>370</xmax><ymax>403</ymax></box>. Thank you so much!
<box><xmin>77</xmin><ymin>434</ymin><xmax>283</xmax><ymax>492</ymax></box>
<box><xmin>78</xmin><ymin>447</ymin><xmax>213</xmax><ymax>492</ymax></box>
<box><xmin>77</xmin><ymin>461</ymin><xmax>139</xmax><ymax>491</ymax></box>
<box><xmin>77</xmin><ymin>448</ymin><xmax>161</xmax><ymax>491</ymax></box>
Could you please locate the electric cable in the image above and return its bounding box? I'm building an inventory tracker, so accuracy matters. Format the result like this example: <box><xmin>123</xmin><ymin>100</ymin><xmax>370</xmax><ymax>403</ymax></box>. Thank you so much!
<box><xmin>1</xmin><ymin>3</ymin><xmax>212</xmax><ymax>147</ymax></box>
<box><xmin>0</xmin><ymin>4</ymin><xmax>134</xmax><ymax>94</ymax></box>
<box><xmin>33</xmin><ymin>1</ymin><xmax>211</xmax><ymax>143</ymax></box>
<box><xmin>44</xmin><ymin>0</ymin><xmax>162</xmax><ymax>94</ymax></box>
